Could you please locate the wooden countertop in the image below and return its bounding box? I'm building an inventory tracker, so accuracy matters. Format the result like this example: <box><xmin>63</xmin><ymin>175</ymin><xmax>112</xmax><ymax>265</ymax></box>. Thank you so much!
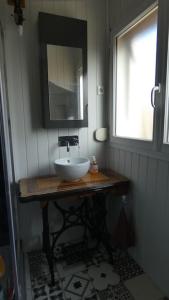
<box><xmin>19</xmin><ymin>169</ymin><xmax>130</xmax><ymax>203</ymax></box>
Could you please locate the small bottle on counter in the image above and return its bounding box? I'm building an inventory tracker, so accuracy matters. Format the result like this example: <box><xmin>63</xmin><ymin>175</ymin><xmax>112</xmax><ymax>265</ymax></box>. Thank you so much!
<box><xmin>90</xmin><ymin>156</ymin><xmax>99</xmax><ymax>174</ymax></box>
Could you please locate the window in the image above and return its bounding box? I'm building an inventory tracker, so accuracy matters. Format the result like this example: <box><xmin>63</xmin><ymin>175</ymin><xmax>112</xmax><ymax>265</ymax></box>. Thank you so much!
<box><xmin>111</xmin><ymin>0</ymin><xmax>169</xmax><ymax>156</ymax></box>
<box><xmin>114</xmin><ymin>7</ymin><xmax>158</xmax><ymax>141</ymax></box>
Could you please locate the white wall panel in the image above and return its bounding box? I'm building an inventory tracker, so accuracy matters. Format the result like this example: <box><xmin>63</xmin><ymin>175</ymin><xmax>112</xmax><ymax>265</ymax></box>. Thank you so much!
<box><xmin>1</xmin><ymin>0</ymin><xmax>107</xmax><ymax>181</ymax></box>
<box><xmin>4</xmin><ymin>7</ymin><xmax>28</xmax><ymax>180</ymax></box>
<box><xmin>154</xmin><ymin>161</ymin><xmax>169</xmax><ymax>292</ymax></box>
<box><xmin>86</xmin><ymin>0</ymin><xmax>97</xmax><ymax>160</ymax></box>
<box><xmin>107</xmin><ymin>145</ymin><xmax>169</xmax><ymax>296</ymax></box>
<box><xmin>0</xmin><ymin>0</ymin><xmax>107</xmax><ymax>250</ymax></box>
<box><xmin>109</xmin><ymin>0</ymin><xmax>155</xmax><ymax>33</ymax></box>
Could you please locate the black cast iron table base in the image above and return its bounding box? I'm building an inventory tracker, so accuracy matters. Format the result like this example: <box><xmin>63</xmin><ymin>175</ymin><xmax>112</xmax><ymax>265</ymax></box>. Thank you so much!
<box><xmin>42</xmin><ymin>192</ymin><xmax>113</xmax><ymax>285</ymax></box>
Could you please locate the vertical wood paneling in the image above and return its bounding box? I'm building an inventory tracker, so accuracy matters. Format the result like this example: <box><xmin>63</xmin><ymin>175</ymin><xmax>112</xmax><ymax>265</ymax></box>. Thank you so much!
<box><xmin>3</xmin><ymin>0</ymin><xmax>107</xmax><ymax>181</ymax></box>
<box><xmin>17</xmin><ymin>2</ymin><xmax>39</xmax><ymax>178</ymax></box>
<box><xmin>107</xmin><ymin>146</ymin><xmax>115</xmax><ymax>169</ymax></box>
<box><xmin>95</xmin><ymin>0</ymin><xmax>106</xmax><ymax>167</ymax></box>
<box><xmin>58</xmin><ymin>128</ymin><xmax>69</xmax><ymax>158</ymax></box>
<box><xmin>142</xmin><ymin>158</ymin><xmax>158</xmax><ymax>270</ymax></box>
<box><xmin>48</xmin><ymin>129</ymin><xmax>59</xmax><ymax>175</ymax></box>
<box><xmin>124</xmin><ymin>151</ymin><xmax>132</xmax><ymax>178</ymax></box>
<box><xmin>152</xmin><ymin>160</ymin><xmax>169</xmax><ymax>292</ymax></box>
<box><xmin>108</xmin><ymin>147</ymin><xmax>169</xmax><ymax>296</ymax></box>
<box><xmin>119</xmin><ymin>149</ymin><xmax>126</xmax><ymax>174</ymax></box>
<box><xmin>114</xmin><ymin>148</ymin><xmax>120</xmax><ymax>171</ymax></box>
<box><xmin>32</xmin><ymin>0</ymin><xmax>51</xmax><ymax>177</ymax></box>
<box><xmin>41</xmin><ymin>0</ymin><xmax>54</xmax><ymax>13</ymax></box>
<box><xmin>109</xmin><ymin>0</ymin><xmax>155</xmax><ymax>31</ymax></box>
<box><xmin>123</xmin><ymin>150</ymin><xmax>132</xmax><ymax>218</ymax></box>
<box><xmin>4</xmin><ymin>5</ymin><xmax>28</xmax><ymax>179</ymax></box>
<box><xmin>133</xmin><ymin>155</ymin><xmax>148</xmax><ymax>264</ymax></box>
<box><xmin>75</xmin><ymin>0</ymin><xmax>88</xmax><ymax>161</ymax></box>
<box><xmin>130</xmin><ymin>152</ymin><xmax>139</xmax><ymax>185</ymax></box>
<box><xmin>96</xmin><ymin>0</ymin><xmax>106</xmax><ymax>129</ymax></box>
<box><xmin>19</xmin><ymin>202</ymin><xmax>42</xmax><ymax>251</ymax></box>
<box><xmin>53</xmin><ymin>0</ymin><xmax>65</xmax><ymax>16</ymax></box>
<box><xmin>78</xmin><ymin>128</ymin><xmax>88</xmax><ymax>158</ymax></box>
<box><xmin>76</xmin><ymin>0</ymin><xmax>87</xmax><ymax>20</ymax></box>
<box><xmin>68</xmin><ymin>128</ymin><xmax>79</xmax><ymax>157</ymax></box>
<box><xmin>64</xmin><ymin>0</ymin><xmax>76</xmax><ymax>18</ymax></box>
<box><xmin>87</xmin><ymin>0</ymin><xmax>97</xmax><ymax>159</ymax></box>
<box><xmin>0</xmin><ymin>0</ymin><xmax>6</xmax><ymax>26</ymax></box>
<box><xmin>129</xmin><ymin>152</ymin><xmax>139</xmax><ymax>259</ymax></box>
<box><xmin>1</xmin><ymin>0</ymin><xmax>107</xmax><ymax>251</ymax></box>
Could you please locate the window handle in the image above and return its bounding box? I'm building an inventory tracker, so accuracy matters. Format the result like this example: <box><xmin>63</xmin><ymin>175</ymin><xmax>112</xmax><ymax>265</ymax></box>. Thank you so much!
<box><xmin>151</xmin><ymin>84</ymin><xmax>161</xmax><ymax>108</ymax></box>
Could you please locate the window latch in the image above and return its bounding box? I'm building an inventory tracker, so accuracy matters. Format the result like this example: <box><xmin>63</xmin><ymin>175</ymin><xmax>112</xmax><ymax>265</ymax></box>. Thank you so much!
<box><xmin>151</xmin><ymin>84</ymin><xmax>161</xmax><ymax>108</ymax></box>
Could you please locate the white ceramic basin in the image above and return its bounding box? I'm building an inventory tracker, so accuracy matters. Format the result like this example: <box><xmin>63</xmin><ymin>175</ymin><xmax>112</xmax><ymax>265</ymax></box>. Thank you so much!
<box><xmin>54</xmin><ymin>157</ymin><xmax>90</xmax><ymax>181</ymax></box>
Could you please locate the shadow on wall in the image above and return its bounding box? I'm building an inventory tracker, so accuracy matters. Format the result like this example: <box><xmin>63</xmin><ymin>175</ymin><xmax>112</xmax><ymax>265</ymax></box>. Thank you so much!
<box><xmin>20</xmin><ymin>197</ymin><xmax>87</xmax><ymax>252</ymax></box>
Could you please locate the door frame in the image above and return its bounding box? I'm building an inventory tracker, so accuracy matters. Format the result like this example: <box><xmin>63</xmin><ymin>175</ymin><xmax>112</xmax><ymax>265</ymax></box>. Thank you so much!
<box><xmin>0</xmin><ymin>21</ymin><xmax>22</xmax><ymax>300</ymax></box>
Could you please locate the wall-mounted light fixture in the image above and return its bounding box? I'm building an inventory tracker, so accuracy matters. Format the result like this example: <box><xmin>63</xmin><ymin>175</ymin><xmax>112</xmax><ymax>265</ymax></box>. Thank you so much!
<box><xmin>7</xmin><ymin>0</ymin><xmax>25</xmax><ymax>36</ymax></box>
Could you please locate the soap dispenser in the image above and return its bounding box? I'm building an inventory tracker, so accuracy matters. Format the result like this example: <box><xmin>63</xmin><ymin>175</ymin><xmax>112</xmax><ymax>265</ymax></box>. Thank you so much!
<box><xmin>90</xmin><ymin>156</ymin><xmax>99</xmax><ymax>174</ymax></box>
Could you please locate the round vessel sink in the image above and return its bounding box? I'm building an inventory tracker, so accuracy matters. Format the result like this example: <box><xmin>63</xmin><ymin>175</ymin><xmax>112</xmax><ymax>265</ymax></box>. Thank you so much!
<box><xmin>54</xmin><ymin>157</ymin><xmax>90</xmax><ymax>181</ymax></box>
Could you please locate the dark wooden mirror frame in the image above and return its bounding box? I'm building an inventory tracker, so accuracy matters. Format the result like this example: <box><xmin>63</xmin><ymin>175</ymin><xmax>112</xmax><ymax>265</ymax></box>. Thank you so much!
<box><xmin>39</xmin><ymin>12</ymin><xmax>88</xmax><ymax>128</ymax></box>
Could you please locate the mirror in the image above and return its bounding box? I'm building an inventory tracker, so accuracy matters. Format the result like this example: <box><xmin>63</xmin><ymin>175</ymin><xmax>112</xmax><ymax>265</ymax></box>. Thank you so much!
<box><xmin>47</xmin><ymin>45</ymin><xmax>84</xmax><ymax>121</ymax></box>
<box><xmin>39</xmin><ymin>13</ymin><xmax>88</xmax><ymax>128</ymax></box>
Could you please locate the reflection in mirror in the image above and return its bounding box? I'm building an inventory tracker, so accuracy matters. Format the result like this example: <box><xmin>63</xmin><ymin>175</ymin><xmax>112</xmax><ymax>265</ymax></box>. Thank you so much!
<box><xmin>47</xmin><ymin>45</ymin><xmax>83</xmax><ymax>121</ymax></box>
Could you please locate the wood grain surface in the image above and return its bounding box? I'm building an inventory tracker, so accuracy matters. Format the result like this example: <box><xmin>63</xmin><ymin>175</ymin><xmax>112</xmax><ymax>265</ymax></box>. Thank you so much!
<box><xmin>19</xmin><ymin>170</ymin><xmax>129</xmax><ymax>202</ymax></box>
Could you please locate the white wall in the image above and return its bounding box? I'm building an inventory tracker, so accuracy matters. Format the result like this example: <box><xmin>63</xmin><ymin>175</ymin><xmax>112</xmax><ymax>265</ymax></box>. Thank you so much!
<box><xmin>107</xmin><ymin>145</ymin><xmax>169</xmax><ymax>296</ymax></box>
<box><xmin>0</xmin><ymin>0</ymin><xmax>108</xmax><ymax>250</ymax></box>
<box><xmin>108</xmin><ymin>0</ymin><xmax>169</xmax><ymax>296</ymax></box>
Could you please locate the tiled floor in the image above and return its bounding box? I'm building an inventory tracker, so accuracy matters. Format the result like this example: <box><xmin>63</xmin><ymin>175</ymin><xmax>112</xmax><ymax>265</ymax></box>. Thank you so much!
<box><xmin>25</xmin><ymin>242</ymin><xmax>166</xmax><ymax>300</ymax></box>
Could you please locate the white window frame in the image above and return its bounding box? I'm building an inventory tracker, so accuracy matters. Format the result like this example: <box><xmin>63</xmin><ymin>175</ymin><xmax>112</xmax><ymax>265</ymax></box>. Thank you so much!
<box><xmin>109</xmin><ymin>0</ymin><xmax>169</xmax><ymax>159</ymax></box>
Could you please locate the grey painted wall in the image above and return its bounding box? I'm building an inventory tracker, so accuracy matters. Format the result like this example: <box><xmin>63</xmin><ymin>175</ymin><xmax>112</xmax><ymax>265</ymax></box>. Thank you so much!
<box><xmin>107</xmin><ymin>0</ymin><xmax>169</xmax><ymax>296</ymax></box>
<box><xmin>0</xmin><ymin>0</ymin><xmax>108</xmax><ymax>250</ymax></box>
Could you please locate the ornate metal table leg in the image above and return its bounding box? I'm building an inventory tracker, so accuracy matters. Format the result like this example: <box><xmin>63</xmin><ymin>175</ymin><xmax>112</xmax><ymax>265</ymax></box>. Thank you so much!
<box><xmin>42</xmin><ymin>202</ymin><xmax>55</xmax><ymax>285</ymax></box>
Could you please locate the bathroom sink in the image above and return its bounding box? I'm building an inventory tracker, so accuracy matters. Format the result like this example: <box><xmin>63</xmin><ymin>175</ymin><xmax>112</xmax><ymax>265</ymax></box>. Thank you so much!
<box><xmin>54</xmin><ymin>157</ymin><xmax>90</xmax><ymax>181</ymax></box>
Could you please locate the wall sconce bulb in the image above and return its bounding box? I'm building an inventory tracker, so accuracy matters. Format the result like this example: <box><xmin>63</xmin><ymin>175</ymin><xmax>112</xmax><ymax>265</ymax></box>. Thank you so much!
<box><xmin>10</xmin><ymin>0</ymin><xmax>25</xmax><ymax>35</ymax></box>
<box><xmin>18</xmin><ymin>25</ymin><xmax>23</xmax><ymax>36</ymax></box>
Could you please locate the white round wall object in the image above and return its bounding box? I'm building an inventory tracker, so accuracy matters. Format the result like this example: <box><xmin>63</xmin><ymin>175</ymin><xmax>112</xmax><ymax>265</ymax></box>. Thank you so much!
<box><xmin>95</xmin><ymin>128</ymin><xmax>108</xmax><ymax>142</ymax></box>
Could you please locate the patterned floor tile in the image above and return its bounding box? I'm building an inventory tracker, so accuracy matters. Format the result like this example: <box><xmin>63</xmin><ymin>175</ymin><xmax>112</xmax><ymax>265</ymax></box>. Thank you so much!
<box><xmin>98</xmin><ymin>283</ymin><xmax>134</xmax><ymax>300</ymax></box>
<box><xmin>32</xmin><ymin>281</ymin><xmax>63</xmax><ymax>300</ymax></box>
<box><xmin>57</xmin><ymin>261</ymin><xmax>86</xmax><ymax>279</ymax></box>
<box><xmin>55</xmin><ymin>241</ymin><xmax>107</xmax><ymax>270</ymax></box>
<box><xmin>87</xmin><ymin>262</ymin><xmax>120</xmax><ymax>291</ymax></box>
<box><xmin>27</xmin><ymin>243</ymin><xmax>145</xmax><ymax>300</ymax></box>
<box><xmin>61</xmin><ymin>242</ymin><xmax>89</xmax><ymax>265</ymax></box>
<box><xmin>33</xmin><ymin>285</ymin><xmax>47</xmax><ymax>299</ymax></box>
<box><xmin>50</xmin><ymin>293</ymin><xmax>65</xmax><ymax>300</ymax></box>
<box><xmin>83</xmin><ymin>295</ymin><xmax>98</xmax><ymax>300</ymax></box>
<box><xmin>28</xmin><ymin>251</ymin><xmax>58</xmax><ymax>284</ymax></box>
<box><xmin>48</xmin><ymin>282</ymin><xmax>63</xmax><ymax>295</ymax></box>
<box><xmin>64</xmin><ymin>274</ymin><xmax>89</xmax><ymax>296</ymax></box>
<box><xmin>92</xmin><ymin>248</ymin><xmax>109</xmax><ymax>266</ymax></box>
<box><xmin>111</xmin><ymin>249</ymin><xmax>143</xmax><ymax>281</ymax></box>
<box><xmin>62</xmin><ymin>270</ymin><xmax>98</xmax><ymax>300</ymax></box>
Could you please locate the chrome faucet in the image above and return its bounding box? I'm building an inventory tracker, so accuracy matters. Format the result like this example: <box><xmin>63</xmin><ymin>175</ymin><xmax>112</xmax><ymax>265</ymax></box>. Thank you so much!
<box><xmin>66</xmin><ymin>141</ymin><xmax>70</xmax><ymax>152</ymax></box>
<box><xmin>58</xmin><ymin>135</ymin><xmax>79</xmax><ymax>151</ymax></box>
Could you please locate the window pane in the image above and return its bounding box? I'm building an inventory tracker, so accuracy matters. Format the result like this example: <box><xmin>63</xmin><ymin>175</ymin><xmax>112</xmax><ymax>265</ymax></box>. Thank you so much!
<box><xmin>115</xmin><ymin>8</ymin><xmax>158</xmax><ymax>140</ymax></box>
